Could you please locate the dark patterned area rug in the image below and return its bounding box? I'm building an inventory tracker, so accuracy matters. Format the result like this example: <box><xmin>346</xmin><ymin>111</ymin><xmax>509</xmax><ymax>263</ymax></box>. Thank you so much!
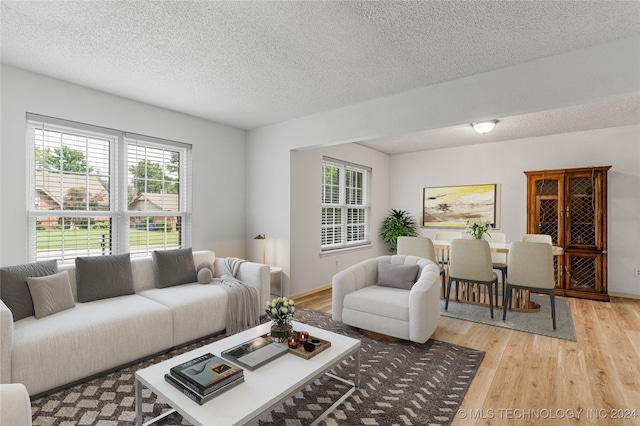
<box><xmin>31</xmin><ymin>308</ymin><xmax>484</xmax><ymax>426</ymax></box>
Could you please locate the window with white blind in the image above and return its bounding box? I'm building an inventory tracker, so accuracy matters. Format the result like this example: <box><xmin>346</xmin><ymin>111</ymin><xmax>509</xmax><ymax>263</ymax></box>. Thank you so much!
<box><xmin>321</xmin><ymin>157</ymin><xmax>370</xmax><ymax>251</ymax></box>
<box><xmin>126</xmin><ymin>135</ymin><xmax>190</xmax><ymax>257</ymax></box>
<box><xmin>27</xmin><ymin>114</ymin><xmax>191</xmax><ymax>263</ymax></box>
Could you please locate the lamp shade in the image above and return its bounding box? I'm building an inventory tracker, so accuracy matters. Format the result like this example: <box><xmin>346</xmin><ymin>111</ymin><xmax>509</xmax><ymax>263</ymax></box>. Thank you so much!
<box><xmin>471</xmin><ymin>120</ymin><xmax>497</xmax><ymax>134</ymax></box>
<box><xmin>254</xmin><ymin>234</ymin><xmax>266</xmax><ymax>264</ymax></box>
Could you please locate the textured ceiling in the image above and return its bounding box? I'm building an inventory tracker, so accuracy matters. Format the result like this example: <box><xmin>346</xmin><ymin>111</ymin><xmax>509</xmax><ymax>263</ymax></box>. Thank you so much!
<box><xmin>359</xmin><ymin>96</ymin><xmax>640</xmax><ymax>154</ymax></box>
<box><xmin>2</xmin><ymin>1</ymin><xmax>640</xmax><ymax>152</ymax></box>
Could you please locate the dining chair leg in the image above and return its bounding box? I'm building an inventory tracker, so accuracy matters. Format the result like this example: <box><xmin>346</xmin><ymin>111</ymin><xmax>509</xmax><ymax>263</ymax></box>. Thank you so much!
<box><xmin>487</xmin><ymin>283</ymin><xmax>494</xmax><ymax>319</ymax></box>
<box><xmin>549</xmin><ymin>291</ymin><xmax>557</xmax><ymax>331</ymax></box>
<box><xmin>502</xmin><ymin>288</ymin><xmax>509</xmax><ymax>321</ymax></box>
<box><xmin>500</xmin><ymin>270</ymin><xmax>506</xmax><ymax>307</ymax></box>
<box><xmin>445</xmin><ymin>278</ymin><xmax>453</xmax><ymax>310</ymax></box>
<box><xmin>504</xmin><ymin>283</ymin><xmax>513</xmax><ymax>314</ymax></box>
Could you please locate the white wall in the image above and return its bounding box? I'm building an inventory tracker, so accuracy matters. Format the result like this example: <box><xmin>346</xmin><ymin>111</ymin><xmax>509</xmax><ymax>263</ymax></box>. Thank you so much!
<box><xmin>390</xmin><ymin>125</ymin><xmax>640</xmax><ymax>296</ymax></box>
<box><xmin>289</xmin><ymin>143</ymin><xmax>391</xmax><ymax>295</ymax></box>
<box><xmin>0</xmin><ymin>65</ymin><xmax>247</xmax><ymax>266</ymax></box>
<box><xmin>247</xmin><ymin>36</ymin><xmax>640</xmax><ymax>297</ymax></box>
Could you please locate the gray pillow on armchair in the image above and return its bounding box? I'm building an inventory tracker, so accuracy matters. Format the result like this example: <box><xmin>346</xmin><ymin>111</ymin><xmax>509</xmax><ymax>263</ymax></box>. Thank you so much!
<box><xmin>377</xmin><ymin>262</ymin><xmax>420</xmax><ymax>290</ymax></box>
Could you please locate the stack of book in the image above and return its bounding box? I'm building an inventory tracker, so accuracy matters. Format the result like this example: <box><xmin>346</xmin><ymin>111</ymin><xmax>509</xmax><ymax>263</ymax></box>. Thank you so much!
<box><xmin>164</xmin><ymin>353</ymin><xmax>244</xmax><ymax>405</ymax></box>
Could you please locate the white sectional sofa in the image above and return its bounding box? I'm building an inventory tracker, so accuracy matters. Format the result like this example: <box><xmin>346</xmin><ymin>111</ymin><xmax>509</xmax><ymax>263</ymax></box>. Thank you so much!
<box><xmin>0</xmin><ymin>250</ymin><xmax>269</xmax><ymax>397</ymax></box>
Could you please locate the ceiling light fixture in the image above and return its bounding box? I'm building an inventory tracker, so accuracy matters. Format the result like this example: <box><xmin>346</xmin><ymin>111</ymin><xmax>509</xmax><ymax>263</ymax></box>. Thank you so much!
<box><xmin>471</xmin><ymin>120</ymin><xmax>498</xmax><ymax>134</ymax></box>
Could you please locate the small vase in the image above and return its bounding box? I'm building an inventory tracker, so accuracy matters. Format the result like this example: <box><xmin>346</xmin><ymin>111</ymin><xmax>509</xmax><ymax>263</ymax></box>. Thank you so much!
<box><xmin>270</xmin><ymin>323</ymin><xmax>293</xmax><ymax>343</ymax></box>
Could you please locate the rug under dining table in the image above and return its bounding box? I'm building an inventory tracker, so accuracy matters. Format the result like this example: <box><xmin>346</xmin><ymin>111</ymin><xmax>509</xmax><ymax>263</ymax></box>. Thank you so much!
<box><xmin>440</xmin><ymin>294</ymin><xmax>577</xmax><ymax>341</ymax></box>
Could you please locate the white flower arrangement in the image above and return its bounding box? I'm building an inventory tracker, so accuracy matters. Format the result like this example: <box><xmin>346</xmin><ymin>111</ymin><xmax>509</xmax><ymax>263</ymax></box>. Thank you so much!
<box><xmin>265</xmin><ymin>296</ymin><xmax>296</xmax><ymax>328</ymax></box>
<box><xmin>465</xmin><ymin>219</ymin><xmax>492</xmax><ymax>240</ymax></box>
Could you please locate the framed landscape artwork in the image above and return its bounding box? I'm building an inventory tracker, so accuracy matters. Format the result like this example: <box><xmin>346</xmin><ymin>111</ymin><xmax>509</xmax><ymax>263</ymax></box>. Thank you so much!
<box><xmin>422</xmin><ymin>184</ymin><xmax>500</xmax><ymax>228</ymax></box>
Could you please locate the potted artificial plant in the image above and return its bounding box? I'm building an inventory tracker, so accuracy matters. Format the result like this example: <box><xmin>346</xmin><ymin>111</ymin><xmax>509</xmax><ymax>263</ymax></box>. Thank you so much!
<box><xmin>380</xmin><ymin>209</ymin><xmax>418</xmax><ymax>253</ymax></box>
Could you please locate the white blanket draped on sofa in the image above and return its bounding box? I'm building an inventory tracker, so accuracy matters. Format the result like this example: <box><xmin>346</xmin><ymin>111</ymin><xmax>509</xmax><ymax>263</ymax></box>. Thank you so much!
<box><xmin>220</xmin><ymin>257</ymin><xmax>260</xmax><ymax>335</ymax></box>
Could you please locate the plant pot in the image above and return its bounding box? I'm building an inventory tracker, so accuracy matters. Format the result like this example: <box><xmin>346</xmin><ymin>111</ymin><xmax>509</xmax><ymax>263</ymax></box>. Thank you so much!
<box><xmin>270</xmin><ymin>323</ymin><xmax>293</xmax><ymax>343</ymax></box>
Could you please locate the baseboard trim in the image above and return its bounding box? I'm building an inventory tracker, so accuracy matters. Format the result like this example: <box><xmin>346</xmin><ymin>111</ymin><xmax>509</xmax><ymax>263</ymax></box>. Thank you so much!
<box><xmin>292</xmin><ymin>283</ymin><xmax>332</xmax><ymax>299</ymax></box>
<box><xmin>609</xmin><ymin>292</ymin><xmax>640</xmax><ymax>300</ymax></box>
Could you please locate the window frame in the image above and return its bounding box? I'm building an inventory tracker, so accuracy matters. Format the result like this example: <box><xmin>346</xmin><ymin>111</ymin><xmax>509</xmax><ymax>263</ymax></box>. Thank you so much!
<box><xmin>26</xmin><ymin>114</ymin><xmax>192</xmax><ymax>263</ymax></box>
<box><xmin>321</xmin><ymin>157</ymin><xmax>371</xmax><ymax>252</ymax></box>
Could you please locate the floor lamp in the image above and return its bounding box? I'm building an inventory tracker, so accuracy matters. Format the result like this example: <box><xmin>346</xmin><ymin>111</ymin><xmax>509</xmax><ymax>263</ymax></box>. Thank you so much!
<box><xmin>254</xmin><ymin>234</ymin><xmax>266</xmax><ymax>264</ymax></box>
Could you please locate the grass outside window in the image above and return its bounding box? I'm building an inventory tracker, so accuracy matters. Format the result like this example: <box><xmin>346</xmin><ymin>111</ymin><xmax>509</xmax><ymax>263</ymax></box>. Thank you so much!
<box><xmin>36</xmin><ymin>229</ymin><xmax>179</xmax><ymax>251</ymax></box>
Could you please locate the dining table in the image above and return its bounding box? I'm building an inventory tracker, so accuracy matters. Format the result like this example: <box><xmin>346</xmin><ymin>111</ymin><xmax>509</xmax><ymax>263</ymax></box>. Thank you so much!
<box><xmin>432</xmin><ymin>239</ymin><xmax>563</xmax><ymax>312</ymax></box>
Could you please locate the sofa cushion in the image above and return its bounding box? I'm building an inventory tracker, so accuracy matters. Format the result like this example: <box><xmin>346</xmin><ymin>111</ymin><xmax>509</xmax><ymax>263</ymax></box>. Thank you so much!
<box><xmin>0</xmin><ymin>259</ymin><xmax>59</xmax><ymax>321</ymax></box>
<box><xmin>138</xmin><ymin>282</ymin><xmax>228</xmax><ymax>346</ymax></box>
<box><xmin>26</xmin><ymin>270</ymin><xmax>75</xmax><ymax>319</ymax></box>
<box><xmin>377</xmin><ymin>262</ymin><xmax>419</xmax><ymax>290</ymax></box>
<box><xmin>12</xmin><ymin>294</ymin><xmax>173</xmax><ymax>396</ymax></box>
<box><xmin>75</xmin><ymin>254</ymin><xmax>135</xmax><ymax>302</ymax></box>
<box><xmin>152</xmin><ymin>248</ymin><xmax>197</xmax><ymax>288</ymax></box>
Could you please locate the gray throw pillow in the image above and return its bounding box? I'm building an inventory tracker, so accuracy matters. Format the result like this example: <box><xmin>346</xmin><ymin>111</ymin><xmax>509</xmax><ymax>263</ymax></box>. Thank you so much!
<box><xmin>152</xmin><ymin>248</ymin><xmax>197</xmax><ymax>288</ymax></box>
<box><xmin>377</xmin><ymin>262</ymin><xmax>420</xmax><ymax>290</ymax></box>
<box><xmin>197</xmin><ymin>261</ymin><xmax>214</xmax><ymax>274</ymax></box>
<box><xmin>75</xmin><ymin>254</ymin><xmax>135</xmax><ymax>303</ymax></box>
<box><xmin>0</xmin><ymin>259</ymin><xmax>59</xmax><ymax>321</ymax></box>
<box><xmin>197</xmin><ymin>268</ymin><xmax>213</xmax><ymax>284</ymax></box>
<box><xmin>26</xmin><ymin>270</ymin><xmax>76</xmax><ymax>319</ymax></box>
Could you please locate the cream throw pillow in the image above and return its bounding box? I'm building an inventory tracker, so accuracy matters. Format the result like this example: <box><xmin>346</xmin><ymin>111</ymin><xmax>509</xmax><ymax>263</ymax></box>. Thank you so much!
<box><xmin>26</xmin><ymin>270</ymin><xmax>76</xmax><ymax>319</ymax></box>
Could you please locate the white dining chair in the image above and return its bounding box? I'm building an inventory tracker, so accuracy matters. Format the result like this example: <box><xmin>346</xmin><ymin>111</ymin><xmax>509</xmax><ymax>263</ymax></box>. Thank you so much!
<box><xmin>445</xmin><ymin>239</ymin><xmax>498</xmax><ymax>318</ymax></box>
<box><xmin>433</xmin><ymin>231</ymin><xmax>462</xmax><ymax>268</ymax></box>
<box><xmin>397</xmin><ymin>236</ymin><xmax>446</xmax><ymax>289</ymax></box>
<box><xmin>503</xmin><ymin>241</ymin><xmax>556</xmax><ymax>330</ymax></box>
<box><xmin>484</xmin><ymin>232</ymin><xmax>507</xmax><ymax>302</ymax></box>
<box><xmin>434</xmin><ymin>231</ymin><xmax>463</xmax><ymax>241</ymax></box>
<box><xmin>521</xmin><ymin>234</ymin><xmax>553</xmax><ymax>245</ymax></box>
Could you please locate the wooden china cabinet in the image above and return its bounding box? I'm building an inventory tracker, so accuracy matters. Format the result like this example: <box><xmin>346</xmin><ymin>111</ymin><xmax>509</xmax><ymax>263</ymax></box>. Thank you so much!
<box><xmin>525</xmin><ymin>166</ymin><xmax>611</xmax><ymax>301</ymax></box>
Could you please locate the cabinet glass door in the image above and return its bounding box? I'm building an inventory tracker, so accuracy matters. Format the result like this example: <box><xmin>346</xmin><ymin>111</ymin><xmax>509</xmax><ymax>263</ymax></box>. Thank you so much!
<box><xmin>566</xmin><ymin>173</ymin><xmax>601</xmax><ymax>250</ymax></box>
<box><xmin>566</xmin><ymin>252</ymin><xmax>603</xmax><ymax>293</ymax></box>
<box><xmin>532</xmin><ymin>175</ymin><xmax>563</xmax><ymax>245</ymax></box>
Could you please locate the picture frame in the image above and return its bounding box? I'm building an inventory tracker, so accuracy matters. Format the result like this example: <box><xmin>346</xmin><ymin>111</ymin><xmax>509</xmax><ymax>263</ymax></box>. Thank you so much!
<box><xmin>422</xmin><ymin>184</ymin><xmax>500</xmax><ymax>228</ymax></box>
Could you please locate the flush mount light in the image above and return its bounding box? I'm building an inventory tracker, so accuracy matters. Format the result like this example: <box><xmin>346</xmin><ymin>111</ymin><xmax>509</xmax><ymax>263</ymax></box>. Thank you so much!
<box><xmin>471</xmin><ymin>120</ymin><xmax>498</xmax><ymax>134</ymax></box>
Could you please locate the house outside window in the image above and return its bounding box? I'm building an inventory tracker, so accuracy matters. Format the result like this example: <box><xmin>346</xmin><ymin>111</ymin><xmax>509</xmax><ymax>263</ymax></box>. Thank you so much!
<box><xmin>321</xmin><ymin>157</ymin><xmax>371</xmax><ymax>251</ymax></box>
<box><xmin>27</xmin><ymin>114</ymin><xmax>191</xmax><ymax>263</ymax></box>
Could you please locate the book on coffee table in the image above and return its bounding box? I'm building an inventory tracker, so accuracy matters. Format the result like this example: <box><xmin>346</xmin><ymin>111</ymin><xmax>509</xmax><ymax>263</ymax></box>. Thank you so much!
<box><xmin>221</xmin><ymin>336</ymin><xmax>288</xmax><ymax>370</ymax></box>
<box><xmin>164</xmin><ymin>373</ymin><xmax>244</xmax><ymax>405</ymax></box>
<box><xmin>169</xmin><ymin>353</ymin><xmax>243</xmax><ymax>395</ymax></box>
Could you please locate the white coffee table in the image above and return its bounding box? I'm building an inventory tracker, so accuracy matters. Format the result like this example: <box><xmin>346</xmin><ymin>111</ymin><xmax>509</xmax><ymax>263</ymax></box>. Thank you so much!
<box><xmin>135</xmin><ymin>321</ymin><xmax>361</xmax><ymax>426</ymax></box>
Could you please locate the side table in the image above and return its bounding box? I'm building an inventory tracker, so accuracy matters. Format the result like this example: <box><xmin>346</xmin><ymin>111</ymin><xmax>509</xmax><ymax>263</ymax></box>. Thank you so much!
<box><xmin>270</xmin><ymin>266</ymin><xmax>283</xmax><ymax>297</ymax></box>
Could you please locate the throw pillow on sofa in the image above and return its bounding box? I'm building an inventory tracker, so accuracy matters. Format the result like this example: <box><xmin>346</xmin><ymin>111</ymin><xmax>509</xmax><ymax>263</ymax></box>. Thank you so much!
<box><xmin>196</xmin><ymin>261</ymin><xmax>215</xmax><ymax>284</ymax></box>
<box><xmin>377</xmin><ymin>262</ymin><xmax>420</xmax><ymax>290</ymax></box>
<box><xmin>26</xmin><ymin>270</ymin><xmax>76</xmax><ymax>319</ymax></box>
<box><xmin>152</xmin><ymin>248</ymin><xmax>198</xmax><ymax>288</ymax></box>
<box><xmin>75</xmin><ymin>253</ymin><xmax>135</xmax><ymax>302</ymax></box>
<box><xmin>0</xmin><ymin>259</ymin><xmax>59</xmax><ymax>321</ymax></box>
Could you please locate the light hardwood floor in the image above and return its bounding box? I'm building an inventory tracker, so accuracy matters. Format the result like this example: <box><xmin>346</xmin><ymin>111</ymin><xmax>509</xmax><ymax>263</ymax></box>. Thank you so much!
<box><xmin>295</xmin><ymin>288</ymin><xmax>640</xmax><ymax>425</ymax></box>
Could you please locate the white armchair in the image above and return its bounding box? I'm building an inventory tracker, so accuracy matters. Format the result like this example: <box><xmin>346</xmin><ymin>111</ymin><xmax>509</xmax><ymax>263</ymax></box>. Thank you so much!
<box><xmin>0</xmin><ymin>383</ymin><xmax>32</xmax><ymax>426</ymax></box>
<box><xmin>332</xmin><ymin>255</ymin><xmax>440</xmax><ymax>344</ymax></box>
